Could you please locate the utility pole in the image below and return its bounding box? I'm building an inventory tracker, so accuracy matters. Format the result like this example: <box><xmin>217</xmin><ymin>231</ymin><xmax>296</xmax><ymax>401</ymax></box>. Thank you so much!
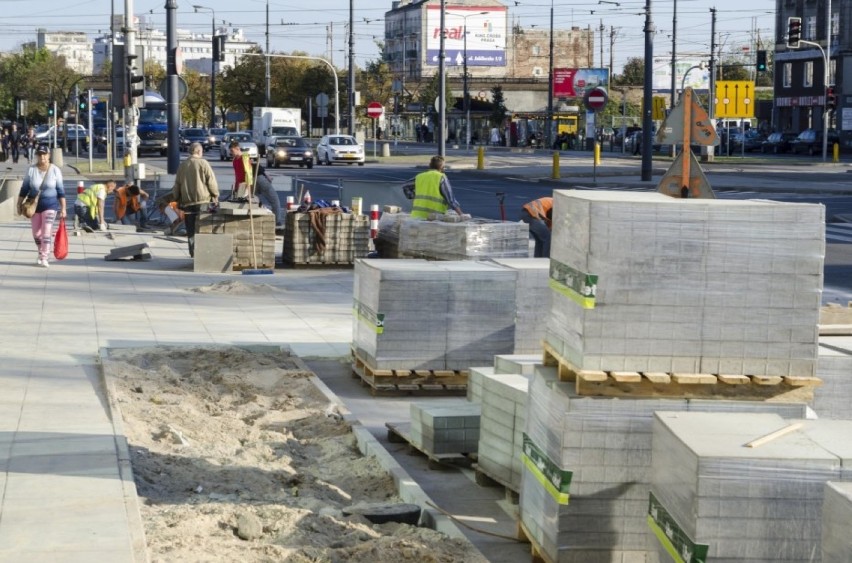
<box><xmin>265</xmin><ymin>1</ymin><xmax>270</xmax><ymax>107</ymax></box>
<box><xmin>348</xmin><ymin>0</ymin><xmax>355</xmax><ymax>135</ymax></box>
<box><xmin>707</xmin><ymin>7</ymin><xmax>716</xmax><ymax>163</ymax></box>
<box><xmin>166</xmin><ymin>0</ymin><xmax>180</xmax><ymax>174</ymax></box>
<box><xmin>670</xmin><ymin>0</ymin><xmax>677</xmax><ymax>107</ymax></box>
<box><xmin>609</xmin><ymin>27</ymin><xmax>616</xmax><ymax>80</ymax></box>
<box><xmin>641</xmin><ymin>0</ymin><xmax>655</xmax><ymax>181</ymax></box>
<box><xmin>438</xmin><ymin>0</ymin><xmax>446</xmax><ymax>157</ymax></box>
<box><xmin>124</xmin><ymin>0</ymin><xmax>138</xmax><ymax>186</ymax></box>
<box><xmin>545</xmin><ymin>2</ymin><xmax>554</xmax><ymax>150</ymax></box>
<box><xmin>599</xmin><ymin>20</ymin><xmax>604</xmax><ymax>69</ymax></box>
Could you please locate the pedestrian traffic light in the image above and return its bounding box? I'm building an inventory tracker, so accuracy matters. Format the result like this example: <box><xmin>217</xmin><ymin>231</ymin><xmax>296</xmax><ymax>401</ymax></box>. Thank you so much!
<box><xmin>127</xmin><ymin>67</ymin><xmax>145</xmax><ymax>106</ymax></box>
<box><xmin>756</xmin><ymin>50</ymin><xmax>767</xmax><ymax>72</ymax></box>
<box><xmin>787</xmin><ymin>17</ymin><xmax>802</xmax><ymax>49</ymax></box>
<box><xmin>827</xmin><ymin>86</ymin><xmax>837</xmax><ymax>111</ymax></box>
<box><xmin>78</xmin><ymin>93</ymin><xmax>88</xmax><ymax>111</ymax></box>
<box><xmin>47</xmin><ymin>104</ymin><xmax>54</xmax><ymax>117</ymax></box>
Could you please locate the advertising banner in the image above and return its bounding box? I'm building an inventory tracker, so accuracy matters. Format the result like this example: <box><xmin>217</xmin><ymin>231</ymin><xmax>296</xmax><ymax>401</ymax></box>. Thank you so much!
<box><xmin>553</xmin><ymin>68</ymin><xmax>609</xmax><ymax>98</ymax></box>
<box><xmin>426</xmin><ymin>6</ymin><xmax>507</xmax><ymax>67</ymax></box>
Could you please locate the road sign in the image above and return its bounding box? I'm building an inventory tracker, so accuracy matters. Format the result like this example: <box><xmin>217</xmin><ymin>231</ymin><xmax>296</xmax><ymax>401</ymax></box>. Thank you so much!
<box><xmin>584</xmin><ymin>87</ymin><xmax>608</xmax><ymax>112</ymax></box>
<box><xmin>367</xmin><ymin>102</ymin><xmax>384</xmax><ymax>119</ymax></box>
<box><xmin>657</xmin><ymin>143</ymin><xmax>715</xmax><ymax>199</ymax></box>
<box><xmin>652</xmin><ymin>96</ymin><xmax>667</xmax><ymax>121</ymax></box>
<box><xmin>656</xmin><ymin>91</ymin><xmax>719</xmax><ymax>147</ymax></box>
<box><xmin>714</xmin><ymin>80</ymin><xmax>755</xmax><ymax>118</ymax></box>
<box><xmin>316</xmin><ymin>92</ymin><xmax>329</xmax><ymax>108</ymax></box>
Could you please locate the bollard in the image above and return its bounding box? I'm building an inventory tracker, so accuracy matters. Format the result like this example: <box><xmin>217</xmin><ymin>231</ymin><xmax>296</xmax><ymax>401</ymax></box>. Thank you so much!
<box><xmin>74</xmin><ymin>181</ymin><xmax>85</xmax><ymax>231</ymax></box>
<box><xmin>551</xmin><ymin>151</ymin><xmax>560</xmax><ymax>180</ymax></box>
<box><xmin>286</xmin><ymin>196</ymin><xmax>295</xmax><ymax>210</ymax></box>
<box><xmin>594</xmin><ymin>142</ymin><xmax>601</xmax><ymax>166</ymax></box>
<box><xmin>381</xmin><ymin>142</ymin><xmax>390</xmax><ymax>157</ymax></box>
<box><xmin>834</xmin><ymin>142</ymin><xmax>840</xmax><ymax>163</ymax></box>
<box><xmin>477</xmin><ymin>146</ymin><xmax>485</xmax><ymax>170</ymax></box>
<box><xmin>370</xmin><ymin>204</ymin><xmax>380</xmax><ymax>239</ymax></box>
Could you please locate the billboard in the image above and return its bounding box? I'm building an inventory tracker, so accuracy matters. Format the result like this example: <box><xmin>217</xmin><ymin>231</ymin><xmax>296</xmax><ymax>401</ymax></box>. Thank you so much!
<box><xmin>553</xmin><ymin>68</ymin><xmax>609</xmax><ymax>97</ymax></box>
<box><xmin>652</xmin><ymin>57</ymin><xmax>710</xmax><ymax>92</ymax></box>
<box><xmin>426</xmin><ymin>6</ymin><xmax>507</xmax><ymax>67</ymax></box>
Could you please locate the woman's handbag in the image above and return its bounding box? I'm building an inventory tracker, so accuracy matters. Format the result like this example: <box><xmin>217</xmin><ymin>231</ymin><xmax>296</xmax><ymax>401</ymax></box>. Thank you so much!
<box><xmin>54</xmin><ymin>217</ymin><xmax>68</xmax><ymax>260</ymax></box>
<box><xmin>20</xmin><ymin>194</ymin><xmax>39</xmax><ymax>218</ymax></box>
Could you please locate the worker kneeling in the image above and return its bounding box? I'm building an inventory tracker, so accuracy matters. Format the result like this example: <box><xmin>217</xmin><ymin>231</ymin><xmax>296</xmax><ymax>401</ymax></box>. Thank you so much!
<box><xmin>520</xmin><ymin>196</ymin><xmax>553</xmax><ymax>258</ymax></box>
<box><xmin>114</xmin><ymin>183</ymin><xmax>150</xmax><ymax>230</ymax></box>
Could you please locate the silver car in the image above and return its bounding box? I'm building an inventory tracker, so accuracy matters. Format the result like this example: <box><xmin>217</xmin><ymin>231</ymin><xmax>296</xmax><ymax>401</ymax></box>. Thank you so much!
<box><xmin>220</xmin><ymin>131</ymin><xmax>258</xmax><ymax>161</ymax></box>
<box><xmin>316</xmin><ymin>134</ymin><xmax>365</xmax><ymax>166</ymax></box>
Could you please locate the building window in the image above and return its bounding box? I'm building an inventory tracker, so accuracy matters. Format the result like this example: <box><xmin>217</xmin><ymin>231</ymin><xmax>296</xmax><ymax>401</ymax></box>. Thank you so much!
<box><xmin>804</xmin><ymin>60</ymin><xmax>813</xmax><ymax>87</ymax></box>
<box><xmin>532</xmin><ymin>66</ymin><xmax>543</xmax><ymax>76</ymax></box>
<box><xmin>783</xmin><ymin>62</ymin><xmax>792</xmax><ymax>87</ymax></box>
<box><xmin>532</xmin><ymin>45</ymin><xmax>540</xmax><ymax>56</ymax></box>
<box><xmin>831</xmin><ymin>11</ymin><xmax>839</xmax><ymax>37</ymax></box>
<box><xmin>805</xmin><ymin>16</ymin><xmax>816</xmax><ymax>40</ymax></box>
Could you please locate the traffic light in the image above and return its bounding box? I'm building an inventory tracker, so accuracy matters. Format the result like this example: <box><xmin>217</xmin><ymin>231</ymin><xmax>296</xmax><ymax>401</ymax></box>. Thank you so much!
<box><xmin>756</xmin><ymin>50</ymin><xmax>767</xmax><ymax>72</ymax></box>
<box><xmin>78</xmin><ymin>93</ymin><xmax>88</xmax><ymax>111</ymax></box>
<box><xmin>212</xmin><ymin>35</ymin><xmax>226</xmax><ymax>62</ymax></box>
<box><xmin>827</xmin><ymin>86</ymin><xmax>837</xmax><ymax>111</ymax></box>
<box><xmin>127</xmin><ymin>67</ymin><xmax>145</xmax><ymax>106</ymax></box>
<box><xmin>47</xmin><ymin>104</ymin><xmax>54</xmax><ymax>117</ymax></box>
<box><xmin>787</xmin><ymin>17</ymin><xmax>802</xmax><ymax>49</ymax></box>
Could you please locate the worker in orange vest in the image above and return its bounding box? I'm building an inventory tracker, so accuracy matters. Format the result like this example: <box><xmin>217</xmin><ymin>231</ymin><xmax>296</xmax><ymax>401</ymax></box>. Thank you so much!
<box><xmin>521</xmin><ymin>196</ymin><xmax>553</xmax><ymax>258</ymax></box>
<box><xmin>114</xmin><ymin>183</ymin><xmax>150</xmax><ymax>230</ymax></box>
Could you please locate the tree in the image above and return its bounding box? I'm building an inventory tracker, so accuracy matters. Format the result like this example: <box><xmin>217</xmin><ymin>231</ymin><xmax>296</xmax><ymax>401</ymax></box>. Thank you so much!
<box><xmin>218</xmin><ymin>47</ymin><xmax>266</xmax><ymax>127</ymax></box>
<box><xmin>0</xmin><ymin>46</ymin><xmax>81</xmax><ymax>121</ymax></box>
<box><xmin>489</xmin><ymin>85</ymin><xmax>507</xmax><ymax>126</ymax></box>
<box><xmin>717</xmin><ymin>58</ymin><xmax>750</xmax><ymax>81</ymax></box>
<box><xmin>356</xmin><ymin>58</ymin><xmax>394</xmax><ymax>132</ymax></box>
<box><xmin>180</xmin><ymin>69</ymin><xmax>211</xmax><ymax>126</ymax></box>
<box><xmin>614</xmin><ymin>57</ymin><xmax>644</xmax><ymax>86</ymax></box>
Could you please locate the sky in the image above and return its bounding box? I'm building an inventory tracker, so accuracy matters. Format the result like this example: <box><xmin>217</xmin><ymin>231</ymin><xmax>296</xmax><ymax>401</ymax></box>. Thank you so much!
<box><xmin>0</xmin><ymin>0</ymin><xmax>778</xmax><ymax>74</ymax></box>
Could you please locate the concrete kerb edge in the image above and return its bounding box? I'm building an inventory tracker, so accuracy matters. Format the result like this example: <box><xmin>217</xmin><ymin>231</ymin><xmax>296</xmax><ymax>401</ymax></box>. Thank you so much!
<box><xmin>307</xmin><ymin>375</ymin><xmax>481</xmax><ymax>549</ymax></box>
<box><xmin>97</xmin><ymin>346</ymin><xmax>150</xmax><ymax>563</ymax></box>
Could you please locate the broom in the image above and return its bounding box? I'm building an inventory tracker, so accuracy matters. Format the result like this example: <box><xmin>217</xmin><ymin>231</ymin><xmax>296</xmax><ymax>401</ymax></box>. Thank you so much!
<box><xmin>241</xmin><ymin>158</ymin><xmax>274</xmax><ymax>275</ymax></box>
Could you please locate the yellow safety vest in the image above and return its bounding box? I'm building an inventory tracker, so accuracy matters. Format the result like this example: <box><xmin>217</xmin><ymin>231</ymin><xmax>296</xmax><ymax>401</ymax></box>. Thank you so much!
<box><xmin>78</xmin><ymin>185</ymin><xmax>104</xmax><ymax>219</ymax></box>
<box><xmin>241</xmin><ymin>154</ymin><xmax>253</xmax><ymax>188</ymax></box>
<box><xmin>411</xmin><ymin>170</ymin><xmax>447</xmax><ymax>219</ymax></box>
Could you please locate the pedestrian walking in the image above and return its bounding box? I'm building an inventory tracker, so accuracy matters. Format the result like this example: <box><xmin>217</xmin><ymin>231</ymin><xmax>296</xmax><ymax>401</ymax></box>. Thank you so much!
<box><xmin>172</xmin><ymin>142</ymin><xmax>219</xmax><ymax>257</ymax></box>
<box><xmin>16</xmin><ymin>145</ymin><xmax>66</xmax><ymax>267</ymax></box>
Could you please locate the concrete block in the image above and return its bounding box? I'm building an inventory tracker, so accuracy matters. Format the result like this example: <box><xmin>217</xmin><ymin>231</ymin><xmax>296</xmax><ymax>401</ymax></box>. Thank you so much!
<box><xmin>193</xmin><ymin>233</ymin><xmax>234</xmax><ymax>273</ymax></box>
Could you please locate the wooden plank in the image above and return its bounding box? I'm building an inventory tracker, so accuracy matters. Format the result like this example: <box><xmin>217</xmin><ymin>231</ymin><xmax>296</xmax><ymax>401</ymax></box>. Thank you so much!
<box><xmin>751</xmin><ymin>375</ymin><xmax>783</xmax><ymax>386</ymax></box>
<box><xmin>784</xmin><ymin>375</ymin><xmax>823</xmax><ymax>387</ymax></box>
<box><xmin>746</xmin><ymin>423</ymin><xmax>804</xmax><ymax>448</ymax></box>
<box><xmin>718</xmin><ymin>374</ymin><xmax>751</xmax><ymax>384</ymax></box>
<box><xmin>611</xmin><ymin>371</ymin><xmax>642</xmax><ymax>383</ymax></box>
<box><xmin>577</xmin><ymin>370</ymin><xmax>608</xmax><ymax>383</ymax></box>
<box><xmin>671</xmin><ymin>373</ymin><xmax>717</xmax><ymax>385</ymax></box>
<box><xmin>643</xmin><ymin>372</ymin><xmax>672</xmax><ymax>384</ymax></box>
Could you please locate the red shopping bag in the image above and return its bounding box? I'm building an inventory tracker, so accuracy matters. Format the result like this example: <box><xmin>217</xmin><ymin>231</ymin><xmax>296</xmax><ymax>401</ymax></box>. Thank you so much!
<box><xmin>54</xmin><ymin>217</ymin><xmax>68</xmax><ymax>260</ymax></box>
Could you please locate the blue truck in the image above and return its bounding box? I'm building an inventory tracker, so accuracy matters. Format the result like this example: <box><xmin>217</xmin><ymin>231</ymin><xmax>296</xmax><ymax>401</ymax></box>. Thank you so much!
<box><xmin>137</xmin><ymin>92</ymin><xmax>168</xmax><ymax>156</ymax></box>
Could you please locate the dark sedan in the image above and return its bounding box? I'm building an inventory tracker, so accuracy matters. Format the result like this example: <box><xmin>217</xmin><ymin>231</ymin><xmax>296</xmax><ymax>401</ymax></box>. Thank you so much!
<box><xmin>179</xmin><ymin>128</ymin><xmax>211</xmax><ymax>151</ymax></box>
<box><xmin>790</xmin><ymin>129</ymin><xmax>840</xmax><ymax>156</ymax></box>
<box><xmin>760</xmin><ymin>132</ymin><xmax>798</xmax><ymax>154</ymax></box>
<box><xmin>266</xmin><ymin>137</ymin><xmax>314</xmax><ymax>168</ymax></box>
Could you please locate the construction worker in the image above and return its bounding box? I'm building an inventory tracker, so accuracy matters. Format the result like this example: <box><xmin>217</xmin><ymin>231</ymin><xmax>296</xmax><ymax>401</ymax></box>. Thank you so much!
<box><xmin>113</xmin><ymin>183</ymin><xmax>150</xmax><ymax>230</ymax></box>
<box><xmin>229</xmin><ymin>141</ymin><xmax>253</xmax><ymax>200</ymax></box>
<box><xmin>75</xmin><ymin>180</ymin><xmax>117</xmax><ymax>232</ymax></box>
<box><xmin>521</xmin><ymin>196</ymin><xmax>553</xmax><ymax>258</ymax></box>
<box><xmin>403</xmin><ymin>155</ymin><xmax>463</xmax><ymax>219</ymax></box>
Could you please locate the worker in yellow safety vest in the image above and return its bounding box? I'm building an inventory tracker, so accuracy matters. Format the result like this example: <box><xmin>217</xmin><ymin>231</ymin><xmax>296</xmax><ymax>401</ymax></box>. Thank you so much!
<box><xmin>403</xmin><ymin>155</ymin><xmax>463</xmax><ymax>219</ymax></box>
<box><xmin>74</xmin><ymin>180</ymin><xmax>117</xmax><ymax>232</ymax></box>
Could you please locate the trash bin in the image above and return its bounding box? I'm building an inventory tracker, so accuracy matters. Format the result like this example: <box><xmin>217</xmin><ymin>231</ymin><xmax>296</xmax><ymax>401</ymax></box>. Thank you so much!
<box><xmin>0</xmin><ymin>177</ymin><xmax>23</xmax><ymax>222</ymax></box>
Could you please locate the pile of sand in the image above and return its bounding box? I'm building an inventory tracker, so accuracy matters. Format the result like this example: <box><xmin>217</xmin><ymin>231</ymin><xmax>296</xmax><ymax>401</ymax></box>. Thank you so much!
<box><xmin>105</xmin><ymin>346</ymin><xmax>484</xmax><ymax>562</ymax></box>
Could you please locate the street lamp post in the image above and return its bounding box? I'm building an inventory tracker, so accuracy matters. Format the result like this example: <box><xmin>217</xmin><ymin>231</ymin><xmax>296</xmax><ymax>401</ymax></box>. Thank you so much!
<box><xmin>192</xmin><ymin>4</ymin><xmax>216</xmax><ymax>129</ymax></box>
<box><xmin>461</xmin><ymin>11</ymin><xmax>487</xmax><ymax>151</ymax></box>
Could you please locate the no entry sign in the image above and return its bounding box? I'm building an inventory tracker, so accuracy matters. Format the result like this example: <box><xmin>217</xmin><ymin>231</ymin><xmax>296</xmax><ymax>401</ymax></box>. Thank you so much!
<box><xmin>584</xmin><ymin>87</ymin><xmax>608</xmax><ymax>112</ymax></box>
<box><xmin>367</xmin><ymin>102</ymin><xmax>384</xmax><ymax>119</ymax></box>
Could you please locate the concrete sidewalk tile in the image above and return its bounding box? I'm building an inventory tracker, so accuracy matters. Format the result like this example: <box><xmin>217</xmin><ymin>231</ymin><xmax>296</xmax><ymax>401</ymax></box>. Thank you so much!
<box><xmin>9</xmin><ymin>433</ymin><xmax>118</xmax><ymax>458</ymax></box>
<box><xmin>0</xmin><ymin>549</ymin><xmax>135</xmax><ymax>563</ymax></box>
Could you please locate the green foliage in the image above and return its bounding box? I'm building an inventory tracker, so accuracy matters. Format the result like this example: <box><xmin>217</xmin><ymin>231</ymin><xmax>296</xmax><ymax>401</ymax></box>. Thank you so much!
<box><xmin>180</xmin><ymin>68</ymin><xmax>211</xmax><ymax>126</ymax></box>
<box><xmin>490</xmin><ymin>85</ymin><xmax>507</xmax><ymax>126</ymax></box>
<box><xmin>356</xmin><ymin>59</ymin><xmax>394</xmax><ymax>130</ymax></box>
<box><xmin>0</xmin><ymin>46</ymin><xmax>82</xmax><ymax>121</ymax></box>
<box><xmin>615</xmin><ymin>58</ymin><xmax>644</xmax><ymax>86</ymax></box>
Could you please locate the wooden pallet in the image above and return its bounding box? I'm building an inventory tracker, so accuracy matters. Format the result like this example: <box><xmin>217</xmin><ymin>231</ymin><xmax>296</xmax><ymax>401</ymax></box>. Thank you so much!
<box><xmin>542</xmin><ymin>341</ymin><xmax>822</xmax><ymax>402</ymax></box>
<box><xmin>473</xmin><ymin>463</ymin><xmax>520</xmax><ymax>504</ymax></box>
<box><xmin>385</xmin><ymin>422</ymin><xmax>473</xmax><ymax>470</ymax></box>
<box><xmin>516</xmin><ymin>520</ymin><xmax>556</xmax><ymax>563</ymax></box>
<box><xmin>351</xmin><ymin>349</ymin><xmax>468</xmax><ymax>395</ymax></box>
<box><xmin>280</xmin><ymin>260</ymin><xmax>357</xmax><ymax>269</ymax></box>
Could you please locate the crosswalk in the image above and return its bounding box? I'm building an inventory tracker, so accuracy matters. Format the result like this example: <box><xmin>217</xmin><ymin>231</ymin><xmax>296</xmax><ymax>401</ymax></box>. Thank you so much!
<box><xmin>826</xmin><ymin>223</ymin><xmax>852</xmax><ymax>244</ymax></box>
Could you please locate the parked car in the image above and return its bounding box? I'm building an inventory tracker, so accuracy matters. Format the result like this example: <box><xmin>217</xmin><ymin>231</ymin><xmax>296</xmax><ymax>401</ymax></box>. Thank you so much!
<box><xmin>316</xmin><ymin>134</ymin><xmax>365</xmax><ymax>165</ymax></box>
<box><xmin>266</xmin><ymin>136</ymin><xmax>314</xmax><ymax>169</ymax></box>
<box><xmin>611</xmin><ymin>127</ymin><xmax>641</xmax><ymax>151</ymax></box>
<box><xmin>209</xmin><ymin>127</ymin><xmax>227</xmax><ymax>149</ymax></box>
<box><xmin>790</xmin><ymin>129</ymin><xmax>841</xmax><ymax>156</ymax></box>
<box><xmin>35</xmin><ymin>124</ymin><xmax>89</xmax><ymax>151</ymax></box>
<box><xmin>625</xmin><ymin>130</ymin><xmax>643</xmax><ymax>155</ymax></box>
<box><xmin>728</xmin><ymin>129</ymin><xmax>765</xmax><ymax>153</ymax></box>
<box><xmin>219</xmin><ymin>131</ymin><xmax>258</xmax><ymax>161</ymax></box>
<box><xmin>760</xmin><ymin>132</ymin><xmax>798</xmax><ymax>154</ymax></box>
<box><xmin>179</xmin><ymin>128</ymin><xmax>211</xmax><ymax>151</ymax></box>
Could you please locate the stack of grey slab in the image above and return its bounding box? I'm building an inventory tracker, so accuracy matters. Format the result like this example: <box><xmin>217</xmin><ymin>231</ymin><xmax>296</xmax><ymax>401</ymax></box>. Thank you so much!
<box><xmin>490</xmin><ymin>258</ymin><xmax>551</xmax><ymax>354</ymax></box>
<box><xmin>375</xmin><ymin>211</ymin><xmax>409</xmax><ymax>258</ymax></box>
<box><xmin>409</xmin><ymin>401</ymin><xmax>480</xmax><ymax>456</ymax></box>
<box><xmin>398</xmin><ymin>217</ymin><xmax>529</xmax><ymax>261</ymax></box>
<box><xmin>822</xmin><ymin>481</ymin><xmax>852</xmax><ymax>561</ymax></box>
<box><xmin>813</xmin><ymin>341</ymin><xmax>852</xmax><ymax>419</ymax></box>
<box><xmin>547</xmin><ymin>190</ymin><xmax>824</xmax><ymax>376</ymax></box>
<box><xmin>519</xmin><ymin>367</ymin><xmax>812</xmax><ymax>563</ymax></box>
<box><xmin>352</xmin><ymin>259</ymin><xmax>516</xmax><ymax>371</ymax></box>
<box><xmin>650</xmin><ymin>412</ymin><xmax>852</xmax><ymax>562</ymax></box>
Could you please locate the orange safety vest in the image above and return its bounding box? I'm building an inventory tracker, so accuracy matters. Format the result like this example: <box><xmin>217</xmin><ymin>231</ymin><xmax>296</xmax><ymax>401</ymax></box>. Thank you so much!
<box><xmin>114</xmin><ymin>187</ymin><xmax>141</xmax><ymax>220</ymax></box>
<box><xmin>522</xmin><ymin>197</ymin><xmax>553</xmax><ymax>229</ymax></box>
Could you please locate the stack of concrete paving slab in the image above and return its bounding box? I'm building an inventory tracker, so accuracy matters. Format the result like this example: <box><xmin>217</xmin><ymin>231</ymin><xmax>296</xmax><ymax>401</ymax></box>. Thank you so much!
<box><xmin>409</xmin><ymin>401</ymin><xmax>481</xmax><ymax>456</ymax></box>
<box><xmin>352</xmin><ymin>259</ymin><xmax>516</xmax><ymax>371</ymax></box>
<box><xmin>822</xmin><ymin>481</ymin><xmax>852</xmax><ymax>561</ymax></box>
<box><xmin>650</xmin><ymin>412</ymin><xmax>852</xmax><ymax>562</ymax></box>
<box><xmin>476</xmin><ymin>370</ymin><xmax>530</xmax><ymax>492</ymax></box>
<box><xmin>546</xmin><ymin>190</ymin><xmax>825</xmax><ymax>376</ymax></box>
<box><xmin>491</xmin><ymin>258</ymin><xmax>551</xmax><ymax>354</ymax></box>
<box><xmin>375</xmin><ymin>211</ymin><xmax>409</xmax><ymax>258</ymax></box>
<box><xmin>518</xmin><ymin>367</ymin><xmax>812</xmax><ymax>563</ymax></box>
<box><xmin>197</xmin><ymin>205</ymin><xmax>276</xmax><ymax>270</ymax></box>
<box><xmin>282</xmin><ymin>211</ymin><xmax>371</xmax><ymax>266</ymax></box>
<box><xmin>813</xmin><ymin>342</ymin><xmax>852</xmax><ymax>419</ymax></box>
<box><xmin>398</xmin><ymin>217</ymin><xmax>529</xmax><ymax>261</ymax></box>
